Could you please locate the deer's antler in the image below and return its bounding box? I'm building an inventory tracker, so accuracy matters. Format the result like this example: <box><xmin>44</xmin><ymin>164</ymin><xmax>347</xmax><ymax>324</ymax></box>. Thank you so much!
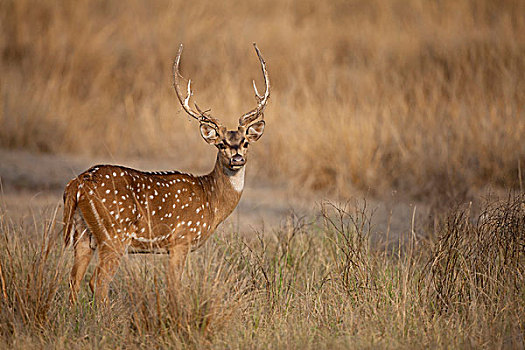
<box><xmin>173</xmin><ymin>44</ymin><xmax>221</xmax><ymax>127</ymax></box>
<box><xmin>239</xmin><ymin>43</ymin><xmax>270</xmax><ymax>127</ymax></box>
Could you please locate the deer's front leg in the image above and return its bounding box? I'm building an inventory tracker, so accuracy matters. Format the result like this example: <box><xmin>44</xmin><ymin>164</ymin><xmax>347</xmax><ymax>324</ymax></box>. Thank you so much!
<box><xmin>167</xmin><ymin>243</ymin><xmax>190</xmax><ymax>289</ymax></box>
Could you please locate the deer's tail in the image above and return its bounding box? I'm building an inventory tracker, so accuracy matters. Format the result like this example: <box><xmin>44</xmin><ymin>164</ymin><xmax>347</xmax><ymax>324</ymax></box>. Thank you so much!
<box><xmin>63</xmin><ymin>178</ymin><xmax>80</xmax><ymax>247</ymax></box>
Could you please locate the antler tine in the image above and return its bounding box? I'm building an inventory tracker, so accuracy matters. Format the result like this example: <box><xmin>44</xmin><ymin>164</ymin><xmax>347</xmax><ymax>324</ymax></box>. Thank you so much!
<box><xmin>252</xmin><ymin>80</ymin><xmax>263</xmax><ymax>102</ymax></box>
<box><xmin>194</xmin><ymin>103</ymin><xmax>221</xmax><ymax>126</ymax></box>
<box><xmin>173</xmin><ymin>44</ymin><xmax>220</xmax><ymax>126</ymax></box>
<box><xmin>239</xmin><ymin>43</ymin><xmax>270</xmax><ymax>126</ymax></box>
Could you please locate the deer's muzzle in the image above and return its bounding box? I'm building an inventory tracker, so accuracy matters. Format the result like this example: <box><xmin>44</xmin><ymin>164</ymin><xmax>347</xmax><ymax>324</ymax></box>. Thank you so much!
<box><xmin>230</xmin><ymin>154</ymin><xmax>245</xmax><ymax>167</ymax></box>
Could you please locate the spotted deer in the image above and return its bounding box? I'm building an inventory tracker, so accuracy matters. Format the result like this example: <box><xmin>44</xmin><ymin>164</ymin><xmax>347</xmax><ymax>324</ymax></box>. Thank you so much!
<box><xmin>63</xmin><ymin>44</ymin><xmax>269</xmax><ymax>303</ymax></box>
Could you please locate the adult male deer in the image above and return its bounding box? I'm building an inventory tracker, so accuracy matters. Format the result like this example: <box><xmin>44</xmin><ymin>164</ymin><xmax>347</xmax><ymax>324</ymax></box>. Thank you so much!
<box><xmin>63</xmin><ymin>44</ymin><xmax>269</xmax><ymax>303</ymax></box>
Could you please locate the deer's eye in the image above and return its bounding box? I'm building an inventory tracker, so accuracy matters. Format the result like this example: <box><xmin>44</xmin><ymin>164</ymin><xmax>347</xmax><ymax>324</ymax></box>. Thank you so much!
<box><xmin>243</xmin><ymin>141</ymin><xmax>249</xmax><ymax>148</ymax></box>
<box><xmin>217</xmin><ymin>143</ymin><xmax>227</xmax><ymax>150</ymax></box>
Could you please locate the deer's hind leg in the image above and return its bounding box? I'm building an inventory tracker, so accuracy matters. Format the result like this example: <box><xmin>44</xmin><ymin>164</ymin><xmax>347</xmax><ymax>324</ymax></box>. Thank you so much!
<box><xmin>89</xmin><ymin>243</ymin><xmax>126</xmax><ymax>304</ymax></box>
<box><xmin>75</xmin><ymin>195</ymin><xmax>128</xmax><ymax>304</ymax></box>
<box><xmin>69</xmin><ymin>213</ymin><xmax>95</xmax><ymax>303</ymax></box>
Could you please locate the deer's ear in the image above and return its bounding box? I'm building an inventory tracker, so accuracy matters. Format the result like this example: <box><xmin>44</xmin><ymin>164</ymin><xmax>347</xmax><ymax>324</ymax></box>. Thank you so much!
<box><xmin>245</xmin><ymin>120</ymin><xmax>265</xmax><ymax>142</ymax></box>
<box><xmin>200</xmin><ymin>123</ymin><xmax>219</xmax><ymax>144</ymax></box>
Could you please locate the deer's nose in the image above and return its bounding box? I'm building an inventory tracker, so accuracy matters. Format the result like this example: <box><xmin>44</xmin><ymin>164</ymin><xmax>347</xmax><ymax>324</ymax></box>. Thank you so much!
<box><xmin>231</xmin><ymin>154</ymin><xmax>245</xmax><ymax>166</ymax></box>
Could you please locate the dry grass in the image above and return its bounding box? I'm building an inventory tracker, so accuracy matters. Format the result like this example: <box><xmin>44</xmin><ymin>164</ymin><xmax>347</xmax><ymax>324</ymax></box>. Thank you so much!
<box><xmin>0</xmin><ymin>195</ymin><xmax>523</xmax><ymax>348</ymax></box>
<box><xmin>1</xmin><ymin>0</ymin><xmax>524</xmax><ymax>199</ymax></box>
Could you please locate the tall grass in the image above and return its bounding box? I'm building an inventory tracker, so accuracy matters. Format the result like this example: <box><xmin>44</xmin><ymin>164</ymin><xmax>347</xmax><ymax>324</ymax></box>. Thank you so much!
<box><xmin>0</xmin><ymin>194</ymin><xmax>523</xmax><ymax>348</ymax></box>
<box><xmin>1</xmin><ymin>0</ymin><xmax>524</xmax><ymax>197</ymax></box>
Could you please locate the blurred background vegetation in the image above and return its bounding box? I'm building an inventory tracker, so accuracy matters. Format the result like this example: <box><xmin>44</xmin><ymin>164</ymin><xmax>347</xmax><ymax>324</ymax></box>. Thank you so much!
<box><xmin>1</xmin><ymin>0</ymin><xmax>524</xmax><ymax>199</ymax></box>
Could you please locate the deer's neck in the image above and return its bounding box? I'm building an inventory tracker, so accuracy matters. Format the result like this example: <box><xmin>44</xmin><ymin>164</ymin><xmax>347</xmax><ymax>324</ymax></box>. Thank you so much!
<box><xmin>200</xmin><ymin>154</ymin><xmax>245</xmax><ymax>228</ymax></box>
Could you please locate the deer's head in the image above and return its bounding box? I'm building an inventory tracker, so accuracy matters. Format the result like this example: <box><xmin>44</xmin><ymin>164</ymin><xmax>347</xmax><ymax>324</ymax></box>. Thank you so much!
<box><xmin>173</xmin><ymin>44</ymin><xmax>269</xmax><ymax>171</ymax></box>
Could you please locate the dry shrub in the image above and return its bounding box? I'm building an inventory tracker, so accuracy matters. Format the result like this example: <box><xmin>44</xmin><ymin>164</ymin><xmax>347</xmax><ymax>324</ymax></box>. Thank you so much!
<box><xmin>1</xmin><ymin>0</ymin><xmax>524</xmax><ymax>198</ymax></box>
<box><xmin>321</xmin><ymin>201</ymin><xmax>375</xmax><ymax>297</ymax></box>
<box><xmin>428</xmin><ymin>193</ymin><xmax>525</xmax><ymax>314</ymax></box>
<box><xmin>318</xmin><ymin>200</ymin><xmax>428</xmax><ymax>346</ymax></box>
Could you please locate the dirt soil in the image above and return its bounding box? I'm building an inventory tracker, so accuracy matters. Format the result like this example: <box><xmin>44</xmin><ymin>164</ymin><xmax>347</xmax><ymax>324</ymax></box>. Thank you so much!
<box><xmin>0</xmin><ymin>148</ymin><xmax>426</xmax><ymax>244</ymax></box>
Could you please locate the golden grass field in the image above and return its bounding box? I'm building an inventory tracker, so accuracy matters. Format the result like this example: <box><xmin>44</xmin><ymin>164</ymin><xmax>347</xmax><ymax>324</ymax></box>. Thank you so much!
<box><xmin>0</xmin><ymin>0</ymin><xmax>524</xmax><ymax>348</ymax></box>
